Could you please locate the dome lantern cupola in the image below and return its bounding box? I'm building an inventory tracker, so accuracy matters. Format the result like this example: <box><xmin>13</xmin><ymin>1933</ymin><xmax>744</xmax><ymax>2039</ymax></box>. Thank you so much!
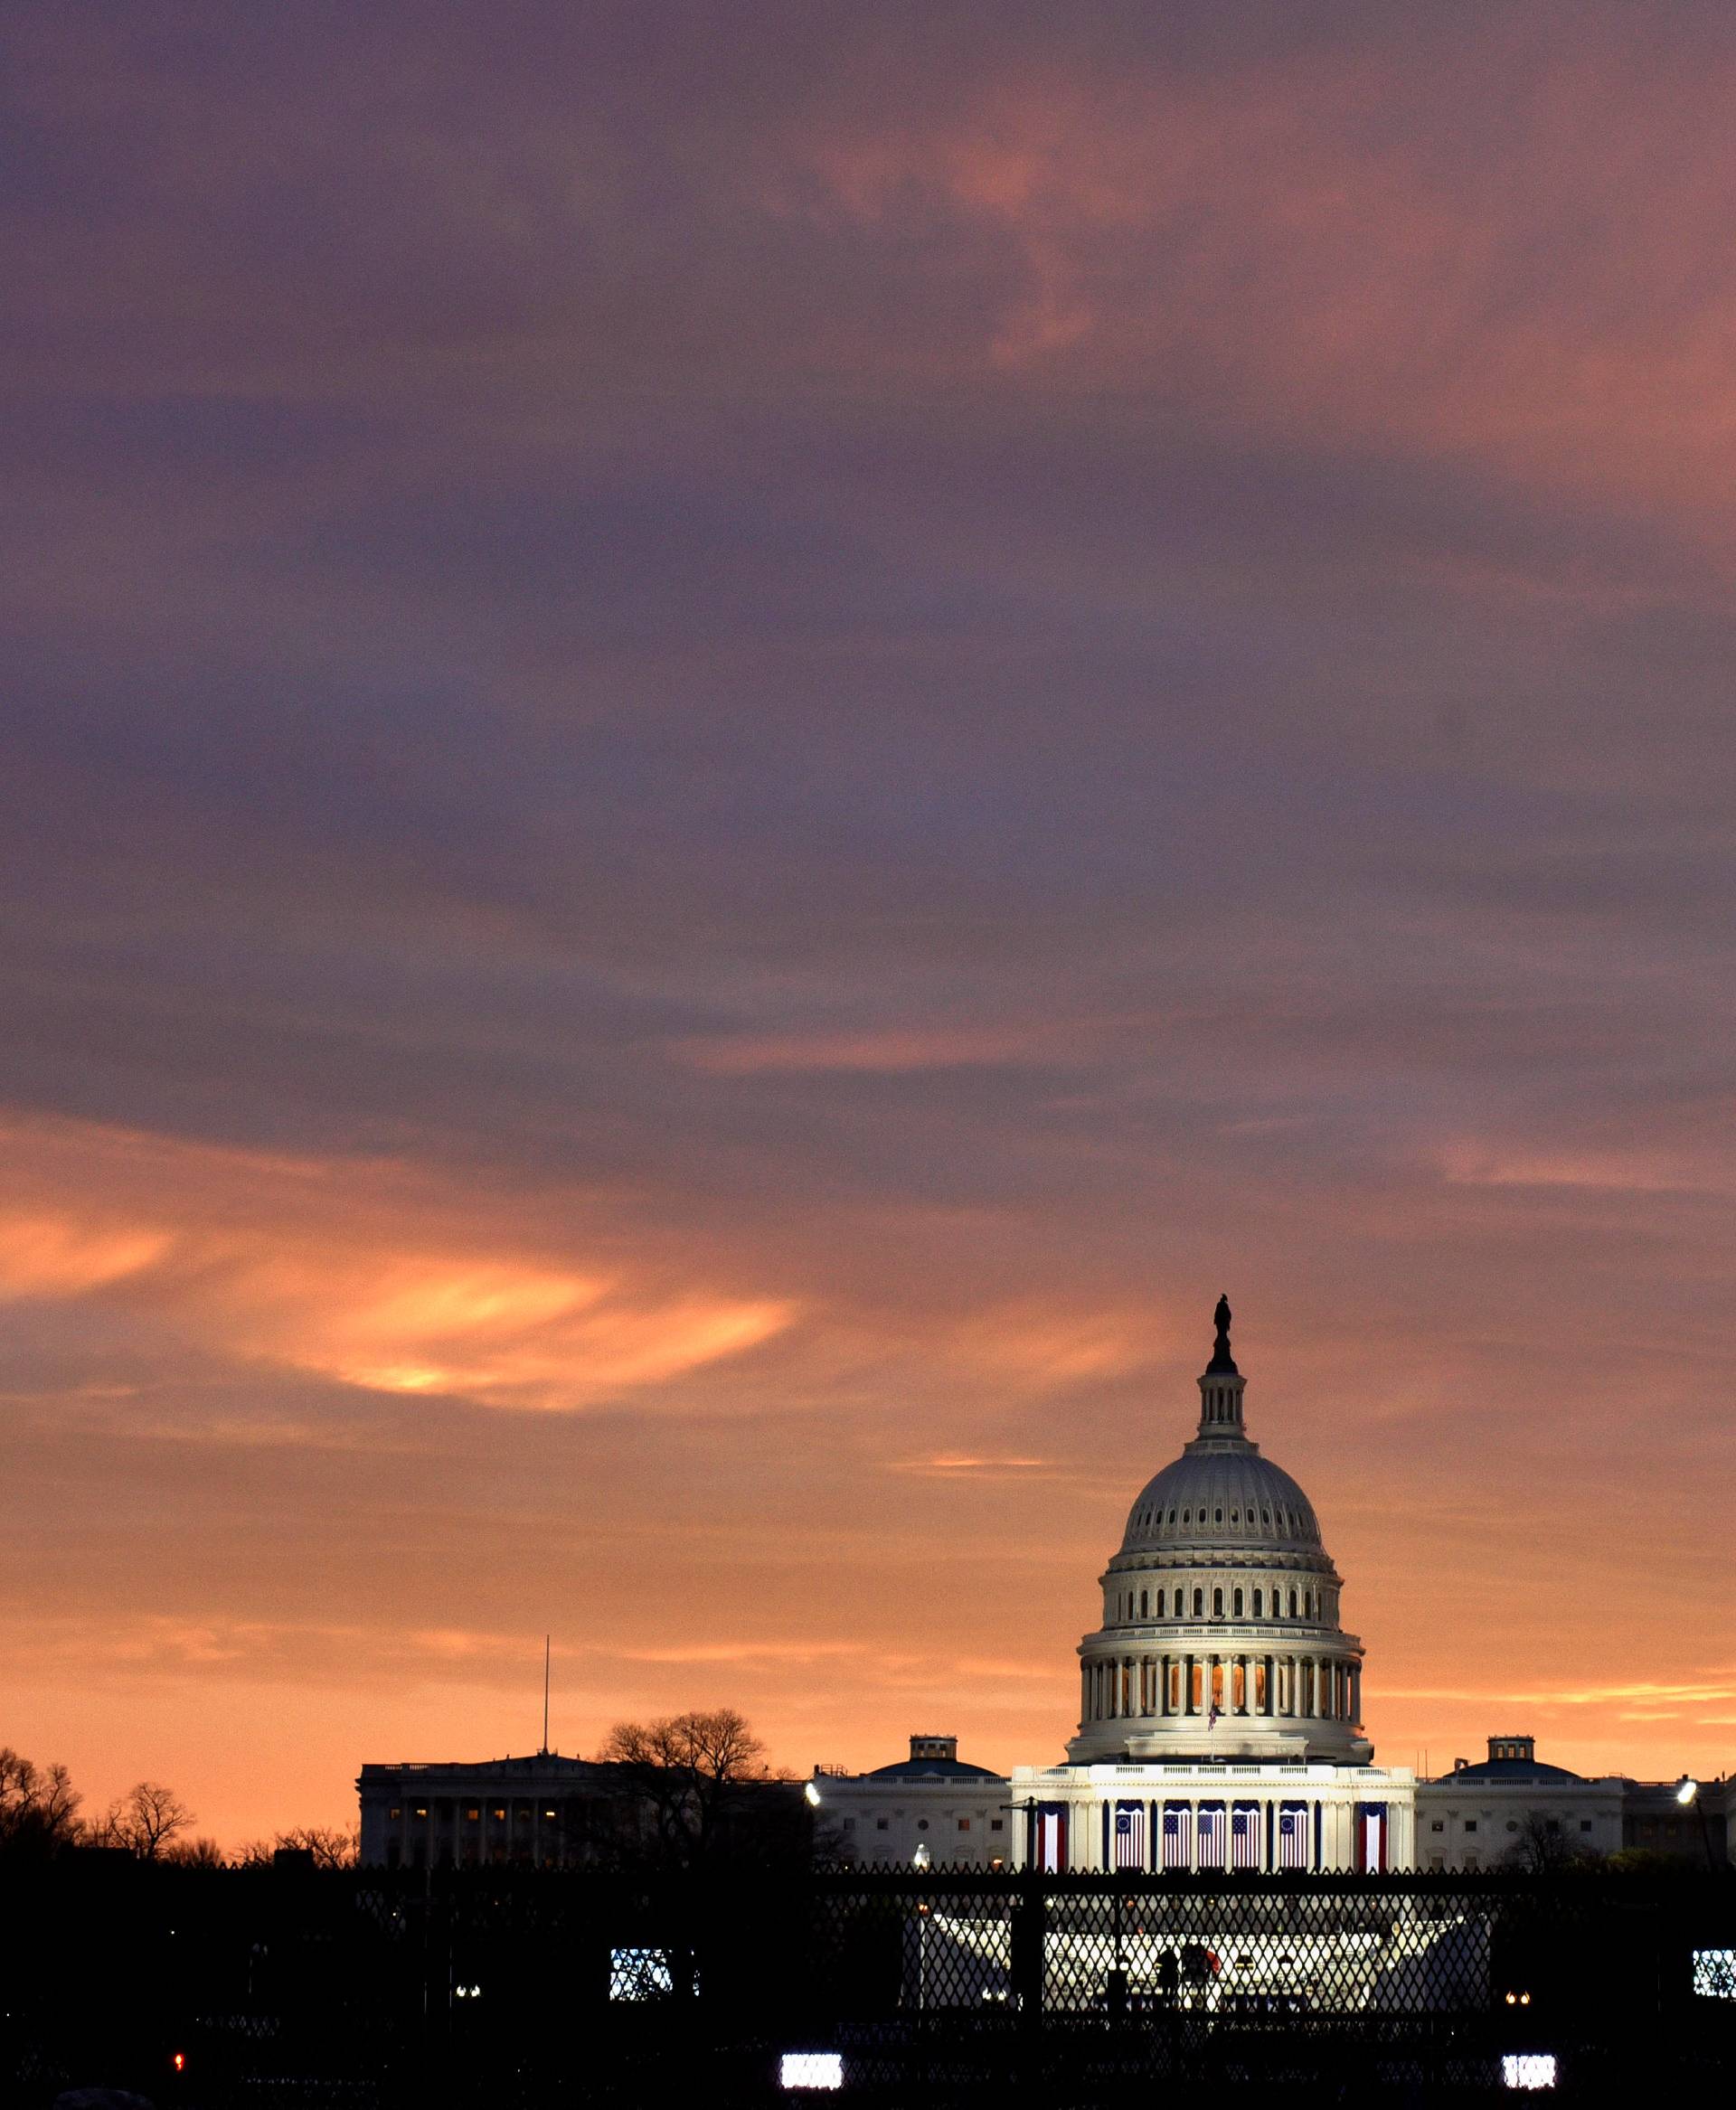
<box><xmin>1195</xmin><ymin>1292</ymin><xmax>1247</xmax><ymax>1442</ymax></box>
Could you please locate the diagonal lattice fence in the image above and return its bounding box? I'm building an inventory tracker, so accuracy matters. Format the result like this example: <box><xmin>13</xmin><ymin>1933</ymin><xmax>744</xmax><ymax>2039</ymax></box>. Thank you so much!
<box><xmin>2</xmin><ymin>1861</ymin><xmax>1731</xmax><ymax>2104</ymax></box>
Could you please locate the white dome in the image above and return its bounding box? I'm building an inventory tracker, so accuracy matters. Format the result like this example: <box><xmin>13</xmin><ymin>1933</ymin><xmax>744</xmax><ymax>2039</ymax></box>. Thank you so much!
<box><xmin>1122</xmin><ymin>1449</ymin><xmax>1321</xmax><ymax>1552</ymax></box>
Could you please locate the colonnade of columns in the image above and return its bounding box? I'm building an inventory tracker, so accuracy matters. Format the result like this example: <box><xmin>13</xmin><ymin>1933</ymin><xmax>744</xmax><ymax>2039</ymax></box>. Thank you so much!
<box><xmin>1080</xmin><ymin>1652</ymin><xmax>1362</xmax><ymax>1727</ymax></box>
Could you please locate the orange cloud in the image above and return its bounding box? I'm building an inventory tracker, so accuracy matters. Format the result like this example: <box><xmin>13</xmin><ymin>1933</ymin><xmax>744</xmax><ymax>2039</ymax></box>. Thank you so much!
<box><xmin>674</xmin><ymin>1023</ymin><xmax>1081</xmax><ymax>1075</ymax></box>
<box><xmin>890</xmin><ymin>1453</ymin><xmax>1058</xmax><ymax>1480</ymax></box>
<box><xmin>0</xmin><ymin>1114</ymin><xmax>793</xmax><ymax>1409</ymax></box>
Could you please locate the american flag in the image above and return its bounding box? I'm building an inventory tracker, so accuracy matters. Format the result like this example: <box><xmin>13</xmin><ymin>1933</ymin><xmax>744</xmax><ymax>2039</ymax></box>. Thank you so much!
<box><xmin>1278</xmin><ymin>1803</ymin><xmax>1308</xmax><ymax>1870</ymax></box>
<box><xmin>1196</xmin><ymin>1804</ymin><xmax>1225</xmax><ymax>1870</ymax></box>
<box><xmin>1035</xmin><ymin>1805</ymin><xmax>1066</xmax><ymax>1874</ymax></box>
<box><xmin>1113</xmin><ymin>1801</ymin><xmax>1146</xmax><ymax>1870</ymax></box>
<box><xmin>1161</xmin><ymin>1804</ymin><xmax>1191</xmax><ymax>1870</ymax></box>
<box><xmin>1359</xmin><ymin>1805</ymin><xmax>1385</xmax><ymax>1872</ymax></box>
<box><xmin>1231</xmin><ymin>1804</ymin><xmax>1260</xmax><ymax>1870</ymax></box>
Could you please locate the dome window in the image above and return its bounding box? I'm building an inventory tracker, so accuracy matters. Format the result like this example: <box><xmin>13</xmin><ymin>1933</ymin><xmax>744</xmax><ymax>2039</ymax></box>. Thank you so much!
<box><xmin>1261</xmin><ymin>1509</ymin><xmax>1271</xmax><ymax>1526</ymax></box>
<box><xmin>1193</xmin><ymin>1588</ymin><xmax>1203</xmax><ymax>1617</ymax></box>
<box><xmin>1232</xmin><ymin>1587</ymin><xmax>1244</xmax><ymax>1616</ymax></box>
<box><xmin>1182</xmin><ymin>1509</ymin><xmax>1191</xmax><ymax>1525</ymax></box>
<box><xmin>1252</xmin><ymin>1588</ymin><xmax>1263</xmax><ymax>1616</ymax></box>
<box><xmin>1138</xmin><ymin>1589</ymin><xmax>1148</xmax><ymax>1617</ymax></box>
<box><xmin>1212</xmin><ymin>1587</ymin><xmax>1223</xmax><ymax>1617</ymax></box>
<box><xmin>1214</xmin><ymin>1508</ymin><xmax>1223</xmax><ymax>1524</ymax></box>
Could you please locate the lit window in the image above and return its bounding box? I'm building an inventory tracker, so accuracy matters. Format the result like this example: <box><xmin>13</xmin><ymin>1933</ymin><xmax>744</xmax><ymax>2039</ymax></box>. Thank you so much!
<box><xmin>389</xmin><ymin>1806</ymin><xmax>402</xmax><ymax>1822</ymax></box>
<box><xmin>465</xmin><ymin>1807</ymin><xmax>480</xmax><ymax>1823</ymax></box>
<box><xmin>414</xmin><ymin>1806</ymin><xmax>428</xmax><ymax>1820</ymax></box>
<box><xmin>492</xmin><ymin>1807</ymin><xmax>506</xmax><ymax>1822</ymax></box>
<box><xmin>542</xmin><ymin>1808</ymin><xmax>556</xmax><ymax>1819</ymax></box>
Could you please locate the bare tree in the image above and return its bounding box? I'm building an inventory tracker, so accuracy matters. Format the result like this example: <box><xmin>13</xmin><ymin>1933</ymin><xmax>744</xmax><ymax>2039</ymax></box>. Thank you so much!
<box><xmin>100</xmin><ymin>1780</ymin><xmax>196</xmax><ymax>1860</ymax></box>
<box><xmin>0</xmin><ymin>1748</ymin><xmax>82</xmax><ymax>1860</ymax></box>
<box><xmin>166</xmin><ymin>1835</ymin><xmax>227</xmax><ymax>1868</ymax></box>
<box><xmin>1501</xmin><ymin>1812</ymin><xmax>1595</xmax><ymax>1874</ymax></box>
<box><xmin>234</xmin><ymin>1824</ymin><xmax>360</xmax><ymax>1870</ymax></box>
<box><xmin>599</xmin><ymin>1708</ymin><xmax>778</xmax><ymax>1868</ymax></box>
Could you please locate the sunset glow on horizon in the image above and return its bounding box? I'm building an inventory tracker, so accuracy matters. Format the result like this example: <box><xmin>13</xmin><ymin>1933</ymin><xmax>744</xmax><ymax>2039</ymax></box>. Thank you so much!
<box><xmin>5</xmin><ymin>3</ymin><xmax>1735</xmax><ymax>1849</ymax></box>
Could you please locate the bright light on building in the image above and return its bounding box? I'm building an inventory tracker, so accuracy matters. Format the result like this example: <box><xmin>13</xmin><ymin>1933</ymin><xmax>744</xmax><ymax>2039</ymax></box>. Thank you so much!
<box><xmin>804</xmin><ymin>1780</ymin><xmax>822</xmax><ymax>1807</ymax></box>
<box><xmin>1675</xmin><ymin>1776</ymin><xmax>1700</xmax><ymax>1806</ymax></box>
<box><xmin>1694</xmin><ymin>1950</ymin><xmax>1736</xmax><ymax>2001</ymax></box>
<box><xmin>1501</xmin><ymin>2054</ymin><xmax>1558</xmax><ymax>2090</ymax></box>
<box><xmin>779</xmin><ymin>2052</ymin><xmax>844</xmax><ymax>2091</ymax></box>
<box><xmin>609</xmin><ymin>1947</ymin><xmax>675</xmax><ymax>2001</ymax></box>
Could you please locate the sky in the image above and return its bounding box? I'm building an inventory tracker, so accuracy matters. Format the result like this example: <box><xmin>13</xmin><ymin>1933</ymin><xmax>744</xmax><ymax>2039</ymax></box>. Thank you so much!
<box><xmin>4</xmin><ymin>2</ymin><xmax>1735</xmax><ymax>1849</ymax></box>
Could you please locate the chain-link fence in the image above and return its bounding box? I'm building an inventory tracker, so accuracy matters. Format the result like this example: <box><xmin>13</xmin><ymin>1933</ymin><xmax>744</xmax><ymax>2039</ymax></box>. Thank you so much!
<box><xmin>5</xmin><ymin>1860</ymin><xmax>1732</xmax><ymax>2104</ymax></box>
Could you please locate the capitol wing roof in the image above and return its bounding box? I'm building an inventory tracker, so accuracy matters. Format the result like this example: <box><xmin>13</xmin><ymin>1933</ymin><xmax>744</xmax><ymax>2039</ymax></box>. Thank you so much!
<box><xmin>863</xmin><ymin>1757</ymin><xmax>1005</xmax><ymax>1781</ymax></box>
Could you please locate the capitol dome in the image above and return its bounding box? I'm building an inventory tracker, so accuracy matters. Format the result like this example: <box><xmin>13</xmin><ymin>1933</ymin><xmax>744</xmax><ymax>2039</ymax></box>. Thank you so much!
<box><xmin>1121</xmin><ymin>1450</ymin><xmax>1321</xmax><ymax>1554</ymax></box>
<box><xmin>1066</xmin><ymin>1298</ymin><xmax>1373</xmax><ymax>1768</ymax></box>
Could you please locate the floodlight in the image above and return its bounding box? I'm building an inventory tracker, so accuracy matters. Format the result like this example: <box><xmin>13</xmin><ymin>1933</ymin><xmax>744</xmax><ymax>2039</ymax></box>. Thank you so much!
<box><xmin>804</xmin><ymin>1780</ymin><xmax>822</xmax><ymax>1807</ymax></box>
<box><xmin>779</xmin><ymin>2051</ymin><xmax>844</xmax><ymax>2091</ymax></box>
<box><xmin>1676</xmin><ymin>1776</ymin><xmax>1700</xmax><ymax>1806</ymax></box>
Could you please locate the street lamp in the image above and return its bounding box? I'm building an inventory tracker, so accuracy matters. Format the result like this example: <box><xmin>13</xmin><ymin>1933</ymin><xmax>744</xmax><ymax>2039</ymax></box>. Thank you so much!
<box><xmin>1676</xmin><ymin>1777</ymin><xmax>1718</xmax><ymax>1872</ymax></box>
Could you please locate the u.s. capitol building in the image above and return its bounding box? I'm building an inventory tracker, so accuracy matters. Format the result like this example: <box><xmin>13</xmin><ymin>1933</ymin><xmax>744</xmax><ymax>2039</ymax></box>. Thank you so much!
<box><xmin>814</xmin><ymin>1298</ymin><xmax>1728</xmax><ymax>1874</ymax></box>
<box><xmin>359</xmin><ymin>1296</ymin><xmax>1730</xmax><ymax>1871</ymax></box>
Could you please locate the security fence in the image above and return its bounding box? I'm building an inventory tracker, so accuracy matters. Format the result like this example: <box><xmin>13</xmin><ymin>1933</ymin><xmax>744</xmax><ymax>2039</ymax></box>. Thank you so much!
<box><xmin>5</xmin><ymin>1859</ymin><xmax>1733</xmax><ymax>2105</ymax></box>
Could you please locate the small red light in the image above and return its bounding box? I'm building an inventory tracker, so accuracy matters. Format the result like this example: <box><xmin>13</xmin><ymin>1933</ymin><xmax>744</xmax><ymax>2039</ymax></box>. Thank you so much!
<box><xmin>172</xmin><ymin>2052</ymin><xmax>186</xmax><ymax>2072</ymax></box>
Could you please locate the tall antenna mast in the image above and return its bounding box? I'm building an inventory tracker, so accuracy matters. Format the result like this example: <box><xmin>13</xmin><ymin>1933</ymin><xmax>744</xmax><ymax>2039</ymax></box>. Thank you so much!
<box><xmin>542</xmin><ymin>1634</ymin><xmax>552</xmax><ymax>1754</ymax></box>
